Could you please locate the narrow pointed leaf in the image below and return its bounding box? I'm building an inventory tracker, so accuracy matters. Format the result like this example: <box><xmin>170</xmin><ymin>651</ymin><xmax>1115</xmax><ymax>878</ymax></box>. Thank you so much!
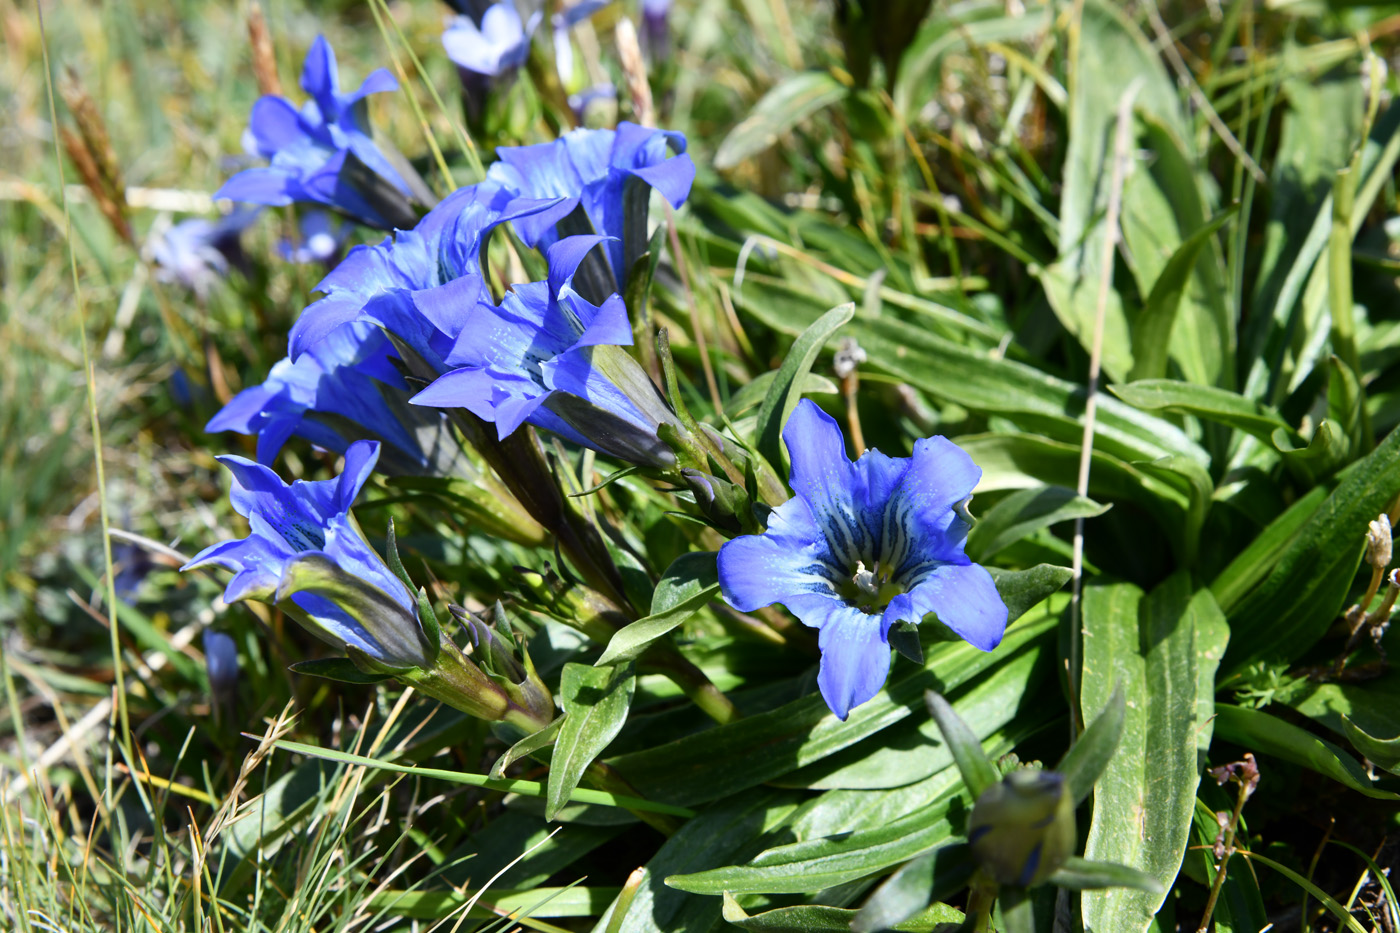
<box><xmin>1057</xmin><ymin>681</ymin><xmax>1125</xmax><ymax>805</ymax></box>
<box><xmin>1048</xmin><ymin>857</ymin><xmax>1165</xmax><ymax>893</ymax></box>
<box><xmin>754</xmin><ymin>302</ymin><xmax>854</xmax><ymax>476</ymax></box>
<box><xmin>288</xmin><ymin>657</ymin><xmax>394</xmax><ymax>685</ymax></box>
<box><xmin>924</xmin><ymin>691</ymin><xmax>999</xmax><ymax>799</ymax></box>
<box><xmin>491</xmin><ymin>715</ymin><xmax>566</xmax><ymax>779</ymax></box>
<box><xmin>597</xmin><ymin>553</ymin><xmax>720</xmax><ymax>665</ymax></box>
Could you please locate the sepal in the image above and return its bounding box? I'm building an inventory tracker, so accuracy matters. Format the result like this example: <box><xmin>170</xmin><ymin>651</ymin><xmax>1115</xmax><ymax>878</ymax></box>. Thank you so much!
<box><xmin>288</xmin><ymin>656</ymin><xmax>396</xmax><ymax>684</ymax></box>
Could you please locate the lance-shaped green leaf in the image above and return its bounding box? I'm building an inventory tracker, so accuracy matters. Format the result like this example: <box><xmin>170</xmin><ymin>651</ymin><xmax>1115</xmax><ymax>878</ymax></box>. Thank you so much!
<box><xmin>547</xmin><ymin>663</ymin><xmax>636</xmax><ymax>820</ymax></box>
<box><xmin>1342</xmin><ymin>716</ymin><xmax>1400</xmax><ymax>775</ymax></box>
<box><xmin>1048</xmin><ymin>857</ymin><xmax>1165</xmax><ymax>893</ymax></box>
<box><xmin>1110</xmin><ymin>381</ymin><xmax>1298</xmax><ymax>448</ymax></box>
<box><xmin>491</xmin><ymin>716</ymin><xmax>565</xmax><ymax>780</ymax></box>
<box><xmin>967</xmin><ymin>487</ymin><xmax>1110</xmax><ymax>563</ymax></box>
<box><xmin>1057</xmin><ymin>681</ymin><xmax>1125</xmax><ymax>805</ymax></box>
<box><xmin>597</xmin><ymin>552</ymin><xmax>720</xmax><ymax>665</ymax></box>
<box><xmin>848</xmin><ymin>847</ymin><xmax>978</xmax><ymax>933</ymax></box>
<box><xmin>724</xmin><ymin>892</ymin><xmax>964</xmax><ymax>933</ymax></box>
<box><xmin>276</xmin><ymin>552</ymin><xmax>433</xmax><ymax>671</ymax></box>
<box><xmin>288</xmin><ymin>657</ymin><xmax>395</xmax><ymax>685</ymax></box>
<box><xmin>986</xmin><ymin>565</ymin><xmax>1073</xmax><ymax>630</ymax></box>
<box><xmin>754</xmin><ymin>302</ymin><xmax>854</xmax><ymax>476</ymax></box>
<box><xmin>924</xmin><ymin>691</ymin><xmax>999</xmax><ymax>799</ymax></box>
<box><xmin>715</xmin><ymin>71</ymin><xmax>849</xmax><ymax>169</ymax></box>
<box><xmin>1079</xmin><ymin>573</ymin><xmax>1203</xmax><ymax>931</ymax></box>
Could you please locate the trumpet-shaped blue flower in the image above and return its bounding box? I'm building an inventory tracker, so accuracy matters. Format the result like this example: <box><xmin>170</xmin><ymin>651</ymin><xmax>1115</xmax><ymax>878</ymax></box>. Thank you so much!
<box><xmin>411</xmin><ymin>235</ymin><xmax>677</xmax><ymax>466</ymax></box>
<box><xmin>485</xmin><ymin>123</ymin><xmax>695</xmax><ymax>290</ymax></box>
<box><xmin>217</xmin><ymin>36</ymin><xmax>417</xmax><ymax>230</ymax></box>
<box><xmin>151</xmin><ymin>209</ymin><xmax>261</xmax><ymax>298</ymax></box>
<box><xmin>183</xmin><ymin>441</ymin><xmax>434</xmax><ymax>670</ymax></box>
<box><xmin>717</xmin><ymin>400</ymin><xmax>1007</xmax><ymax>720</ymax></box>
<box><xmin>287</xmin><ymin>181</ymin><xmax>572</xmax><ymax>368</ymax></box>
<box><xmin>207</xmin><ymin>320</ymin><xmax>445</xmax><ymax>475</ymax></box>
<box><xmin>442</xmin><ymin>2</ymin><xmax>539</xmax><ymax>77</ymax></box>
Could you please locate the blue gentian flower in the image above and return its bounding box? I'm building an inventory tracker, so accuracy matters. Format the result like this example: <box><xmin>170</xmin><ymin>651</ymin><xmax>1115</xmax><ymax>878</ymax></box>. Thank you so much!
<box><xmin>182</xmin><ymin>440</ymin><xmax>435</xmax><ymax>670</ymax></box>
<box><xmin>640</xmin><ymin>0</ymin><xmax>672</xmax><ymax>56</ymax></box>
<box><xmin>217</xmin><ymin>36</ymin><xmax>419</xmax><ymax>231</ymax></box>
<box><xmin>442</xmin><ymin>2</ymin><xmax>539</xmax><ymax>77</ymax></box>
<box><xmin>279</xmin><ymin>210</ymin><xmax>348</xmax><ymax>266</ymax></box>
<box><xmin>568</xmin><ymin>83</ymin><xmax>617</xmax><ymax>124</ymax></box>
<box><xmin>286</xmin><ymin>181</ymin><xmax>573</xmax><ymax>370</ymax></box>
<box><xmin>151</xmin><ymin>209</ymin><xmax>261</xmax><ymax>298</ymax></box>
<box><xmin>411</xmin><ymin>234</ymin><xmax>677</xmax><ymax>466</ymax></box>
<box><xmin>551</xmin><ymin>0</ymin><xmax>613</xmax><ymax>86</ymax></box>
<box><xmin>717</xmin><ymin>399</ymin><xmax>1007</xmax><ymax>720</ymax></box>
<box><xmin>207</xmin><ymin>320</ymin><xmax>446</xmax><ymax>475</ymax></box>
<box><xmin>485</xmin><ymin>122</ymin><xmax>695</xmax><ymax>291</ymax></box>
<box><xmin>203</xmin><ymin>629</ymin><xmax>241</xmax><ymax>698</ymax></box>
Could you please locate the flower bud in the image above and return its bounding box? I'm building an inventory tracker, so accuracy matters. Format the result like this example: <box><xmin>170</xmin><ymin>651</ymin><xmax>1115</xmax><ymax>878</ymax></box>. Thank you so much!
<box><xmin>1367</xmin><ymin>513</ymin><xmax>1392</xmax><ymax>570</ymax></box>
<box><xmin>967</xmin><ymin>770</ymin><xmax>1075</xmax><ymax>888</ymax></box>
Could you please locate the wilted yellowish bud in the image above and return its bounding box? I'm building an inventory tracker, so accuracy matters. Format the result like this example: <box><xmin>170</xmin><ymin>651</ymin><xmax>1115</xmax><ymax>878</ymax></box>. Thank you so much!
<box><xmin>1367</xmin><ymin>514</ymin><xmax>1392</xmax><ymax>570</ymax></box>
<box><xmin>967</xmin><ymin>770</ymin><xmax>1075</xmax><ymax>888</ymax></box>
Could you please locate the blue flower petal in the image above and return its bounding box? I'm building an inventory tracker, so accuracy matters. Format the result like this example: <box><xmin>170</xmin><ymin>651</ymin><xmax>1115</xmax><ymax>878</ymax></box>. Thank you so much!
<box><xmin>813</xmin><ymin>605</ymin><xmax>891</xmax><ymax>721</ymax></box>
<box><xmin>246</xmin><ymin>96</ymin><xmax>306</xmax><ymax>157</ymax></box>
<box><xmin>216</xmin><ymin>167</ymin><xmax>297</xmax><ymax>206</ymax></box>
<box><xmin>300</xmin><ymin>36</ymin><xmax>341</xmax><ymax>117</ymax></box>
<box><xmin>885</xmin><ymin>561</ymin><xmax>1007</xmax><ymax>651</ymax></box>
<box><xmin>717</xmin><ymin>498</ymin><xmax>835</xmax><ymax>612</ymax></box>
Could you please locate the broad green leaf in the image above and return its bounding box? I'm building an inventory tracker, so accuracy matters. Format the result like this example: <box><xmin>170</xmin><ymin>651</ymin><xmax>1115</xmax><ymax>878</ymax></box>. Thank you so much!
<box><xmin>725</xmin><ymin>893</ymin><xmax>964</xmax><ymax>933</ymax></box>
<box><xmin>924</xmin><ymin>692</ymin><xmax>998</xmax><ymax>798</ymax></box>
<box><xmin>548</xmin><ymin>663</ymin><xmax>636</xmax><ymax>819</ymax></box>
<box><xmin>995</xmin><ymin>888</ymin><xmax>1034</xmax><ymax>933</ymax></box>
<box><xmin>597</xmin><ymin>553</ymin><xmax>720</xmax><ymax>665</ymax></box>
<box><xmin>1224</xmin><ymin>425</ymin><xmax>1400</xmax><ymax>670</ymax></box>
<box><xmin>606</xmin><ymin>613</ymin><xmax>1057</xmax><ymax>807</ymax></box>
<box><xmin>666</xmin><ymin>800</ymin><xmax>962</xmax><ymax>895</ymax></box>
<box><xmin>1080</xmin><ymin>572</ymin><xmax>1203</xmax><ymax>931</ymax></box>
<box><xmin>1192</xmin><ymin>590</ymin><xmax>1230</xmax><ymax>758</ymax></box>
<box><xmin>1136</xmin><ymin>454</ymin><xmax>1213</xmax><ymax>567</ymax></box>
<box><xmin>1110</xmin><ymin>381</ymin><xmax>1297</xmax><ymax>448</ymax></box>
<box><xmin>1284</xmin><ymin>677</ymin><xmax>1400</xmax><ymax>770</ymax></box>
<box><xmin>1123</xmin><ymin>124</ymin><xmax>1233</xmax><ymax>387</ymax></box>
<box><xmin>715</xmin><ymin>71</ymin><xmax>848</xmax><ymax>169</ymax></box>
<box><xmin>774</xmin><ymin>644</ymin><xmax>1051</xmax><ymax>790</ymax></box>
<box><xmin>1057</xmin><ymin>682</ymin><xmax>1125</xmax><ymax>805</ymax></box>
<box><xmin>849</xmin><ymin>850</ymin><xmax>976</xmax><ymax>933</ymax></box>
<box><xmin>966</xmin><ymin>487</ymin><xmax>1109</xmax><ymax>563</ymax></box>
<box><xmin>754</xmin><ymin>302</ymin><xmax>854</xmax><ymax>476</ymax></box>
<box><xmin>1048</xmin><ymin>857</ymin><xmax>1165</xmax><ymax>893</ymax></box>
<box><xmin>270</xmin><ymin>738</ymin><xmax>694</xmax><ymax>816</ymax></box>
<box><xmin>601</xmin><ymin>789</ymin><xmax>800</xmax><ymax>933</ymax></box>
<box><xmin>1212</xmin><ymin>705</ymin><xmax>1400</xmax><ymax>800</ymax></box>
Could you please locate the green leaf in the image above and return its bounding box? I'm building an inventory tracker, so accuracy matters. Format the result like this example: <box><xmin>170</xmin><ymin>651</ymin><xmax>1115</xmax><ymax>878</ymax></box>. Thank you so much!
<box><xmin>597</xmin><ymin>553</ymin><xmax>720</xmax><ymax>665</ymax></box>
<box><xmin>966</xmin><ymin>487</ymin><xmax>1110</xmax><ymax>563</ymax></box>
<box><xmin>1212</xmin><ymin>705</ymin><xmax>1400</xmax><ymax>800</ymax></box>
<box><xmin>1342</xmin><ymin>716</ymin><xmax>1400</xmax><ymax>775</ymax></box>
<box><xmin>996</xmin><ymin>887</ymin><xmax>1035</xmax><ymax>933</ymax></box>
<box><xmin>1080</xmin><ymin>573</ymin><xmax>1205</xmax><ymax>931</ymax></box>
<box><xmin>1048</xmin><ymin>857</ymin><xmax>1166</xmax><ymax>893</ymax></box>
<box><xmin>1231</xmin><ymin>850</ymin><xmax>1371</xmax><ymax>933</ymax></box>
<box><xmin>715</xmin><ymin>71</ymin><xmax>849</xmax><ymax>169</ymax></box>
<box><xmin>547</xmin><ymin>663</ymin><xmax>636</xmax><ymax>820</ymax></box>
<box><xmin>1136</xmin><ymin>454</ymin><xmax>1213</xmax><ymax>566</ymax></box>
<box><xmin>726</xmin><ymin>893</ymin><xmax>963</xmax><ymax>933</ymax></box>
<box><xmin>924</xmin><ymin>691</ymin><xmax>999</xmax><ymax>799</ymax></box>
<box><xmin>1209</xmin><ymin>485</ymin><xmax>1327</xmax><ymax>615</ymax></box>
<box><xmin>667</xmin><ymin>801</ymin><xmax>965</xmax><ymax>895</ymax></box>
<box><xmin>1057</xmin><ymin>682</ymin><xmax>1125</xmax><ymax>805</ymax></box>
<box><xmin>365</xmin><ymin>885</ymin><xmax>619</xmax><ymax>920</ymax></box>
<box><xmin>491</xmin><ymin>716</ymin><xmax>565</xmax><ymax>780</ymax></box>
<box><xmin>754</xmin><ymin>302</ymin><xmax>855</xmax><ymax>476</ymax></box>
<box><xmin>271</xmin><ymin>739</ymin><xmax>693</xmax><ymax>815</ymax></box>
<box><xmin>725</xmin><ymin>371</ymin><xmax>840</xmax><ymax>417</ymax></box>
<box><xmin>288</xmin><ymin>657</ymin><xmax>394</xmax><ymax>685</ymax></box>
<box><xmin>1110</xmin><ymin>381</ymin><xmax>1296</xmax><ymax>447</ymax></box>
<box><xmin>1224</xmin><ymin>425</ymin><xmax>1400</xmax><ymax>669</ymax></box>
<box><xmin>850</xmin><ymin>851</ymin><xmax>962</xmax><ymax>933</ymax></box>
<box><xmin>986</xmin><ymin>565</ymin><xmax>1073</xmax><ymax>625</ymax></box>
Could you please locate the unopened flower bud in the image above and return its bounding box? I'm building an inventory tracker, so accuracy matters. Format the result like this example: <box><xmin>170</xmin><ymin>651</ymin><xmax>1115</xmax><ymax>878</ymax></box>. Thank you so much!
<box><xmin>967</xmin><ymin>770</ymin><xmax>1075</xmax><ymax>888</ymax></box>
<box><xmin>1367</xmin><ymin>514</ymin><xmax>1392</xmax><ymax>569</ymax></box>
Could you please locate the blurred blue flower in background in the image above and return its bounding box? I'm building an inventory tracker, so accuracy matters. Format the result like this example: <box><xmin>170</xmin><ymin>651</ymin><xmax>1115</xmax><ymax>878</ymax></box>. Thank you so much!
<box><xmin>486</xmin><ymin>122</ymin><xmax>695</xmax><ymax>292</ymax></box>
<box><xmin>412</xmin><ymin>234</ymin><xmax>677</xmax><ymax>466</ymax></box>
<box><xmin>182</xmin><ymin>440</ymin><xmax>435</xmax><ymax>670</ymax></box>
<box><xmin>207</xmin><ymin>320</ymin><xmax>447</xmax><ymax>475</ymax></box>
<box><xmin>640</xmin><ymin>0</ymin><xmax>672</xmax><ymax>57</ymax></box>
<box><xmin>717</xmin><ymin>399</ymin><xmax>1007</xmax><ymax>720</ymax></box>
<box><xmin>442</xmin><ymin>1</ymin><xmax>539</xmax><ymax>77</ymax></box>
<box><xmin>151</xmin><ymin>208</ymin><xmax>261</xmax><ymax>299</ymax></box>
<box><xmin>217</xmin><ymin>36</ymin><xmax>421</xmax><ymax>230</ymax></box>
<box><xmin>202</xmin><ymin>629</ymin><xmax>240</xmax><ymax>699</ymax></box>
<box><xmin>279</xmin><ymin>210</ymin><xmax>349</xmax><ymax>266</ymax></box>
